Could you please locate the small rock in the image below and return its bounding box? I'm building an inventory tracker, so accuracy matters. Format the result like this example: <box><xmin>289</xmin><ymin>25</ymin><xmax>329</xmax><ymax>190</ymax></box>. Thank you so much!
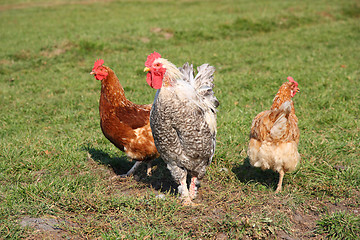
<box><xmin>216</xmin><ymin>233</ymin><xmax>228</xmax><ymax>240</ymax></box>
<box><xmin>293</xmin><ymin>214</ymin><xmax>303</xmax><ymax>223</ymax></box>
<box><xmin>219</xmin><ymin>167</ymin><xmax>229</xmax><ymax>173</ymax></box>
<box><xmin>155</xmin><ymin>193</ymin><xmax>166</xmax><ymax>200</ymax></box>
<box><xmin>334</xmin><ymin>165</ymin><xmax>346</xmax><ymax>172</ymax></box>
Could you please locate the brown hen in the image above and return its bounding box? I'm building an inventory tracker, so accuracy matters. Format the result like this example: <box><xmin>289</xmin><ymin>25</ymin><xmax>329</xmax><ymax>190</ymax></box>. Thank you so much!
<box><xmin>90</xmin><ymin>59</ymin><xmax>159</xmax><ymax>177</ymax></box>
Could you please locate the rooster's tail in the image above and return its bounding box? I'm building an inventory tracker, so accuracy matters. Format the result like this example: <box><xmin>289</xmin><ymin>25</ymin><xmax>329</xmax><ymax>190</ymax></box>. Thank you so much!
<box><xmin>179</xmin><ymin>63</ymin><xmax>219</xmax><ymax>112</ymax></box>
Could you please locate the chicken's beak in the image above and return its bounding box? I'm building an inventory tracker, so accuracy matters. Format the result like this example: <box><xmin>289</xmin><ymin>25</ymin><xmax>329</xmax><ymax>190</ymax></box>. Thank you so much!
<box><xmin>90</xmin><ymin>71</ymin><xmax>95</xmax><ymax>75</ymax></box>
<box><xmin>144</xmin><ymin>67</ymin><xmax>150</xmax><ymax>72</ymax></box>
<box><xmin>296</xmin><ymin>87</ymin><xmax>300</xmax><ymax>93</ymax></box>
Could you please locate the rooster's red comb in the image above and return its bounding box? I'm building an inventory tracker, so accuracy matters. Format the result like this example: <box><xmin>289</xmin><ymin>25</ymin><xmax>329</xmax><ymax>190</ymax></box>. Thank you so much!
<box><xmin>145</xmin><ymin>52</ymin><xmax>161</xmax><ymax>67</ymax></box>
<box><xmin>93</xmin><ymin>59</ymin><xmax>104</xmax><ymax>70</ymax></box>
<box><xmin>287</xmin><ymin>76</ymin><xmax>298</xmax><ymax>85</ymax></box>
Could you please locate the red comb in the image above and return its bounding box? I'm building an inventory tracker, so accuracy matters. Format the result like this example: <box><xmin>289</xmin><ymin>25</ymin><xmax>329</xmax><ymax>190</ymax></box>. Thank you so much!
<box><xmin>145</xmin><ymin>52</ymin><xmax>161</xmax><ymax>67</ymax></box>
<box><xmin>93</xmin><ymin>59</ymin><xmax>104</xmax><ymax>70</ymax></box>
<box><xmin>287</xmin><ymin>76</ymin><xmax>298</xmax><ymax>87</ymax></box>
<box><xmin>287</xmin><ymin>76</ymin><xmax>295</xmax><ymax>83</ymax></box>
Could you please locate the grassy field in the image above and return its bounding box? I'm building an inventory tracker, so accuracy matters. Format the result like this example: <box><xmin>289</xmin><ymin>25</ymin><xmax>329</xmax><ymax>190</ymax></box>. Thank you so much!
<box><xmin>0</xmin><ymin>0</ymin><xmax>359</xmax><ymax>239</ymax></box>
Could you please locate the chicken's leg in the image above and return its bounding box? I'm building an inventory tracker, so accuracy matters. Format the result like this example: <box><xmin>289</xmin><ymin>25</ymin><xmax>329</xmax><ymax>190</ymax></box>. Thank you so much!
<box><xmin>167</xmin><ymin>163</ymin><xmax>193</xmax><ymax>205</ymax></box>
<box><xmin>146</xmin><ymin>162</ymin><xmax>152</xmax><ymax>176</ymax></box>
<box><xmin>275</xmin><ymin>169</ymin><xmax>285</xmax><ymax>193</ymax></box>
<box><xmin>120</xmin><ymin>161</ymin><xmax>142</xmax><ymax>177</ymax></box>
<box><xmin>189</xmin><ymin>176</ymin><xmax>198</xmax><ymax>200</ymax></box>
<box><xmin>179</xmin><ymin>176</ymin><xmax>192</xmax><ymax>206</ymax></box>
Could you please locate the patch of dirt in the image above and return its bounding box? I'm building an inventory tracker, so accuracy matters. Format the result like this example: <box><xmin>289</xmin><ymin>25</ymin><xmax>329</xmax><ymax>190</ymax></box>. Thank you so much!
<box><xmin>19</xmin><ymin>217</ymin><xmax>76</xmax><ymax>239</ymax></box>
<box><xmin>0</xmin><ymin>59</ymin><xmax>14</xmax><ymax>65</ymax></box>
<box><xmin>139</xmin><ymin>37</ymin><xmax>151</xmax><ymax>43</ymax></box>
<box><xmin>276</xmin><ymin>230</ymin><xmax>299</xmax><ymax>240</ymax></box>
<box><xmin>150</xmin><ymin>27</ymin><xmax>174</xmax><ymax>40</ymax></box>
<box><xmin>317</xmin><ymin>11</ymin><xmax>335</xmax><ymax>20</ymax></box>
<box><xmin>288</xmin><ymin>209</ymin><xmax>319</xmax><ymax>238</ymax></box>
<box><xmin>40</xmin><ymin>41</ymin><xmax>75</xmax><ymax>58</ymax></box>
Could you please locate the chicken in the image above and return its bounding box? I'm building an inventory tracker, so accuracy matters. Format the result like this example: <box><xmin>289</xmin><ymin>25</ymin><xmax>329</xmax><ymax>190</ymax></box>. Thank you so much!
<box><xmin>144</xmin><ymin>52</ymin><xmax>219</xmax><ymax>205</ymax></box>
<box><xmin>247</xmin><ymin>76</ymin><xmax>300</xmax><ymax>193</ymax></box>
<box><xmin>90</xmin><ymin>59</ymin><xmax>159</xmax><ymax>177</ymax></box>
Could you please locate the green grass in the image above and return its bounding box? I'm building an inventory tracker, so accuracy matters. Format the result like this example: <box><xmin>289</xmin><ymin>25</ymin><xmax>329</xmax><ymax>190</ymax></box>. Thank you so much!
<box><xmin>316</xmin><ymin>211</ymin><xmax>360</xmax><ymax>239</ymax></box>
<box><xmin>0</xmin><ymin>0</ymin><xmax>359</xmax><ymax>239</ymax></box>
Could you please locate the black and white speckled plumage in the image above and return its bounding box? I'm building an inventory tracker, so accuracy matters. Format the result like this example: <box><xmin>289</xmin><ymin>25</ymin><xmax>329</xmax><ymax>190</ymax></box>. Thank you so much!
<box><xmin>150</xmin><ymin>62</ymin><xmax>218</xmax><ymax>204</ymax></box>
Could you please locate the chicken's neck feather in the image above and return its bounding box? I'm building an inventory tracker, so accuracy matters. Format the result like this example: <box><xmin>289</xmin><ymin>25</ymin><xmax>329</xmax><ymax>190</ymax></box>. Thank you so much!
<box><xmin>100</xmin><ymin>68</ymin><xmax>129</xmax><ymax>107</ymax></box>
<box><xmin>271</xmin><ymin>82</ymin><xmax>293</xmax><ymax>110</ymax></box>
<box><xmin>157</xmin><ymin>58</ymin><xmax>183</xmax><ymax>87</ymax></box>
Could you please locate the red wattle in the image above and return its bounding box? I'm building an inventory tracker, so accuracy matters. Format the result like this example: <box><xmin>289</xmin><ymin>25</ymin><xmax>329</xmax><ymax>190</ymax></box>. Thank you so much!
<box><xmin>95</xmin><ymin>75</ymin><xmax>104</xmax><ymax>81</ymax></box>
<box><xmin>146</xmin><ymin>72</ymin><xmax>163</xmax><ymax>89</ymax></box>
<box><xmin>146</xmin><ymin>72</ymin><xmax>152</xmax><ymax>87</ymax></box>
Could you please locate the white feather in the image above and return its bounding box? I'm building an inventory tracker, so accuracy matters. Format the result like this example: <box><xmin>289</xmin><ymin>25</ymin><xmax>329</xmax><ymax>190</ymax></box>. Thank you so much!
<box><xmin>270</xmin><ymin>101</ymin><xmax>291</xmax><ymax>140</ymax></box>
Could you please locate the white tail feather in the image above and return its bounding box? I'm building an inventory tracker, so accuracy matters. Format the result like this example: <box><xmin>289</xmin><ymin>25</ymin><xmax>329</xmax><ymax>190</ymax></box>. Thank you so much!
<box><xmin>179</xmin><ymin>63</ymin><xmax>219</xmax><ymax>111</ymax></box>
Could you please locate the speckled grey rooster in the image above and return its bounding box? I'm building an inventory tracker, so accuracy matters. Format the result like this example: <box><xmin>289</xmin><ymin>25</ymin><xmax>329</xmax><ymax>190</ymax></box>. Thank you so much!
<box><xmin>144</xmin><ymin>52</ymin><xmax>219</xmax><ymax>205</ymax></box>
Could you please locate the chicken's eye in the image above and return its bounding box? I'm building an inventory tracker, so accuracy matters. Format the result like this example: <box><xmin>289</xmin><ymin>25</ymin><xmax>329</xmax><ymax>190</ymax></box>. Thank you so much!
<box><xmin>155</xmin><ymin>63</ymin><xmax>161</xmax><ymax>67</ymax></box>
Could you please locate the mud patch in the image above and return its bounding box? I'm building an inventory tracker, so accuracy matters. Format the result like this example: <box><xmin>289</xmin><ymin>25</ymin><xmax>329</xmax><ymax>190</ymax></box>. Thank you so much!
<box><xmin>19</xmin><ymin>217</ymin><xmax>68</xmax><ymax>239</ymax></box>
<box><xmin>40</xmin><ymin>41</ymin><xmax>74</xmax><ymax>58</ymax></box>
<box><xmin>151</xmin><ymin>27</ymin><xmax>174</xmax><ymax>40</ymax></box>
<box><xmin>20</xmin><ymin>217</ymin><xmax>61</xmax><ymax>231</ymax></box>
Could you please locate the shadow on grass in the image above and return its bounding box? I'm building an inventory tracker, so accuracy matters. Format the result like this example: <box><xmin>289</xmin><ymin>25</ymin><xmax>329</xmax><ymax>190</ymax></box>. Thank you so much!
<box><xmin>232</xmin><ymin>157</ymin><xmax>279</xmax><ymax>191</ymax></box>
<box><xmin>84</xmin><ymin>147</ymin><xmax>178</xmax><ymax>195</ymax></box>
<box><xmin>86</xmin><ymin>147</ymin><xmax>131</xmax><ymax>175</ymax></box>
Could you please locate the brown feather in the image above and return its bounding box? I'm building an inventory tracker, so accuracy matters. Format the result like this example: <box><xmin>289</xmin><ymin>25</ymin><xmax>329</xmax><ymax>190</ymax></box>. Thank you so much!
<box><xmin>98</xmin><ymin>66</ymin><xmax>159</xmax><ymax>162</ymax></box>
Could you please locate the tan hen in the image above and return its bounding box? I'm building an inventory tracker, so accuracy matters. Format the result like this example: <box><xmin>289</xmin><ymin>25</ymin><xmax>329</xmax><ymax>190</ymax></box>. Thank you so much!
<box><xmin>248</xmin><ymin>77</ymin><xmax>300</xmax><ymax>193</ymax></box>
